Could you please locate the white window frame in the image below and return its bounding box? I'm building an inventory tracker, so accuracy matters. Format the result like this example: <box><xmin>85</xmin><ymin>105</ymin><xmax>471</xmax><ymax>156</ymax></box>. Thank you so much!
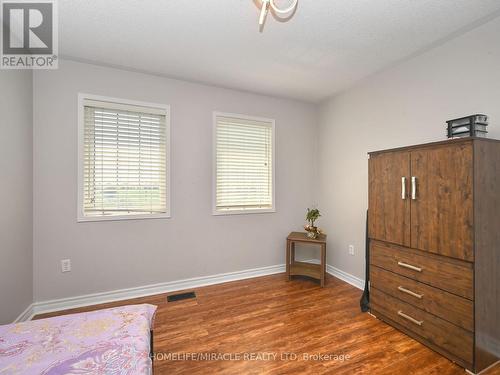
<box><xmin>212</xmin><ymin>111</ymin><xmax>276</xmax><ymax>216</ymax></box>
<box><xmin>77</xmin><ymin>93</ymin><xmax>171</xmax><ymax>222</ymax></box>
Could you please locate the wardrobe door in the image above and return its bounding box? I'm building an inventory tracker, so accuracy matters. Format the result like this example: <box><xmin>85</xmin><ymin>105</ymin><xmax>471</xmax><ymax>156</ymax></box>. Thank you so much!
<box><xmin>410</xmin><ymin>143</ymin><xmax>474</xmax><ymax>261</ymax></box>
<box><xmin>369</xmin><ymin>151</ymin><xmax>411</xmax><ymax>247</ymax></box>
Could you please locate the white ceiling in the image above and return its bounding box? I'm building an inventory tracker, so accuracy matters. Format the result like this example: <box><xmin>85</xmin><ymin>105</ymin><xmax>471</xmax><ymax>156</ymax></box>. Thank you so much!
<box><xmin>60</xmin><ymin>0</ymin><xmax>500</xmax><ymax>102</ymax></box>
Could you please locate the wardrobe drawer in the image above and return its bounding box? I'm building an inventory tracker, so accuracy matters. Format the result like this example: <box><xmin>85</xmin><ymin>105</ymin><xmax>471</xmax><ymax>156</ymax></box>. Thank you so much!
<box><xmin>371</xmin><ymin>288</ymin><xmax>473</xmax><ymax>364</ymax></box>
<box><xmin>370</xmin><ymin>240</ymin><xmax>473</xmax><ymax>299</ymax></box>
<box><xmin>370</xmin><ymin>266</ymin><xmax>473</xmax><ymax>331</ymax></box>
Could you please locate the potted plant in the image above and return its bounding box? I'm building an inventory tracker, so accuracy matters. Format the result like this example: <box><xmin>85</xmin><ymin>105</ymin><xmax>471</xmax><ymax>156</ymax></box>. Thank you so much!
<box><xmin>304</xmin><ymin>208</ymin><xmax>322</xmax><ymax>239</ymax></box>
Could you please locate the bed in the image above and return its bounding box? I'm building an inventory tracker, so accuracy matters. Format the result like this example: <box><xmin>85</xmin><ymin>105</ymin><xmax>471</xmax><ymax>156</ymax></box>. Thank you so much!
<box><xmin>0</xmin><ymin>303</ymin><xmax>157</xmax><ymax>375</ymax></box>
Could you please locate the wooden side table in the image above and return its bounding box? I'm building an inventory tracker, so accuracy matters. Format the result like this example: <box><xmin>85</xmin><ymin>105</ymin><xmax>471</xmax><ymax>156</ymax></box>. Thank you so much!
<box><xmin>286</xmin><ymin>232</ymin><xmax>327</xmax><ymax>287</ymax></box>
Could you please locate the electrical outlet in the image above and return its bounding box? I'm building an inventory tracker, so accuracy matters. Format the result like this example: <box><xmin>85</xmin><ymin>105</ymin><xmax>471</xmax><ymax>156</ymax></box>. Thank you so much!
<box><xmin>348</xmin><ymin>245</ymin><xmax>355</xmax><ymax>256</ymax></box>
<box><xmin>61</xmin><ymin>259</ymin><xmax>71</xmax><ymax>273</ymax></box>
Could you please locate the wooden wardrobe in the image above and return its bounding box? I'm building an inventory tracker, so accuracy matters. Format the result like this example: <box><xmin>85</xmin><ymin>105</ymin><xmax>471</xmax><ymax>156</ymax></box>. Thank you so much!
<box><xmin>368</xmin><ymin>137</ymin><xmax>500</xmax><ymax>373</ymax></box>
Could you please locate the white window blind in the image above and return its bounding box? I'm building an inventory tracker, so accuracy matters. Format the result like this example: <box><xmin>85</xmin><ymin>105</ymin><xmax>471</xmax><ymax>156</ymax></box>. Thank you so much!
<box><xmin>81</xmin><ymin>98</ymin><xmax>168</xmax><ymax>219</ymax></box>
<box><xmin>215</xmin><ymin>114</ymin><xmax>274</xmax><ymax>213</ymax></box>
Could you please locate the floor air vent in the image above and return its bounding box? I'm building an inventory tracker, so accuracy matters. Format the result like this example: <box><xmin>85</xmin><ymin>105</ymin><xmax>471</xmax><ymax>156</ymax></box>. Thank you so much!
<box><xmin>167</xmin><ymin>291</ymin><xmax>196</xmax><ymax>302</ymax></box>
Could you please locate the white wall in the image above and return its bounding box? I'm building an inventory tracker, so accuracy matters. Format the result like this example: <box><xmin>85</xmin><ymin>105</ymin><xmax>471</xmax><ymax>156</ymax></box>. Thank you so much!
<box><xmin>0</xmin><ymin>71</ymin><xmax>33</xmax><ymax>323</ymax></box>
<box><xmin>33</xmin><ymin>60</ymin><xmax>318</xmax><ymax>301</ymax></box>
<box><xmin>317</xmin><ymin>16</ymin><xmax>500</xmax><ymax>279</ymax></box>
<box><xmin>27</xmin><ymin>15</ymin><xmax>500</xmax><ymax>304</ymax></box>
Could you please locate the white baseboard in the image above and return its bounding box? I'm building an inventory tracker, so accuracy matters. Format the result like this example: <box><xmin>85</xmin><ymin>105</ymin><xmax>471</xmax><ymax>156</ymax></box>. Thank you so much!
<box><xmin>14</xmin><ymin>303</ymin><xmax>35</xmax><ymax>323</ymax></box>
<box><xmin>327</xmin><ymin>265</ymin><xmax>365</xmax><ymax>290</ymax></box>
<box><xmin>17</xmin><ymin>262</ymin><xmax>365</xmax><ymax>322</ymax></box>
<box><xmin>300</xmin><ymin>259</ymin><xmax>365</xmax><ymax>290</ymax></box>
<box><xmin>466</xmin><ymin>360</ymin><xmax>500</xmax><ymax>375</ymax></box>
<box><xmin>26</xmin><ymin>264</ymin><xmax>285</xmax><ymax>320</ymax></box>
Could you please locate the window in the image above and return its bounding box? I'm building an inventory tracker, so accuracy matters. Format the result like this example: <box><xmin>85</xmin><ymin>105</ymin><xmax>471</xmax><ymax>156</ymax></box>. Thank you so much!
<box><xmin>78</xmin><ymin>94</ymin><xmax>170</xmax><ymax>221</ymax></box>
<box><xmin>213</xmin><ymin>112</ymin><xmax>275</xmax><ymax>215</ymax></box>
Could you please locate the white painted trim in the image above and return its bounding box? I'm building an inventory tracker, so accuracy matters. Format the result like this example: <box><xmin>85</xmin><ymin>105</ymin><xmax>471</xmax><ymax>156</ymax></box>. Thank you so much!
<box><xmin>28</xmin><ymin>264</ymin><xmax>285</xmax><ymax>319</ymax></box>
<box><xmin>13</xmin><ymin>303</ymin><xmax>35</xmax><ymax>323</ymax></box>
<box><xmin>212</xmin><ymin>111</ymin><xmax>276</xmax><ymax>216</ymax></box>
<box><xmin>327</xmin><ymin>265</ymin><xmax>365</xmax><ymax>290</ymax></box>
<box><xmin>301</xmin><ymin>259</ymin><xmax>365</xmax><ymax>290</ymax></box>
<box><xmin>16</xmin><ymin>263</ymin><xmax>364</xmax><ymax>322</ymax></box>
<box><xmin>212</xmin><ymin>208</ymin><xmax>276</xmax><ymax>216</ymax></box>
<box><xmin>77</xmin><ymin>93</ymin><xmax>172</xmax><ymax>222</ymax></box>
<box><xmin>77</xmin><ymin>212</ymin><xmax>171</xmax><ymax>223</ymax></box>
<box><xmin>466</xmin><ymin>361</ymin><xmax>500</xmax><ymax>375</ymax></box>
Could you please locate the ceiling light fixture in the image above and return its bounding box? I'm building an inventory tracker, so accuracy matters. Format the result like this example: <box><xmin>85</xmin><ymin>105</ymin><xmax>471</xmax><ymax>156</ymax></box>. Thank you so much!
<box><xmin>259</xmin><ymin>0</ymin><xmax>298</xmax><ymax>28</ymax></box>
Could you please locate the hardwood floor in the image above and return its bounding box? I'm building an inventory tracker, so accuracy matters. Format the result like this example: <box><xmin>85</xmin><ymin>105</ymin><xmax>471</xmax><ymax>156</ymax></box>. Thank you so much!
<box><xmin>35</xmin><ymin>274</ymin><xmax>500</xmax><ymax>375</ymax></box>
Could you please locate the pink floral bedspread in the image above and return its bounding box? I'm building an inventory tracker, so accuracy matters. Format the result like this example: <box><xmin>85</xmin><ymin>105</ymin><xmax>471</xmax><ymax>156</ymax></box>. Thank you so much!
<box><xmin>0</xmin><ymin>304</ymin><xmax>157</xmax><ymax>375</ymax></box>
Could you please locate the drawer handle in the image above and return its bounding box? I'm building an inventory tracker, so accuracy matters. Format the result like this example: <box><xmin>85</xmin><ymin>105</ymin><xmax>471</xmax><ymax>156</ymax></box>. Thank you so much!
<box><xmin>398</xmin><ymin>286</ymin><xmax>423</xmax><ymax>299</ymax></box>
<box><xmin>401</xmin><ymin>177</ymin><xmax>407</xmax><ymax>200</ymax></box>
<box><xmin>398</xmin><ymin>310</ymin><xmax>424</xmax><ymax>326</ymax></box>
<box><xmin>411</xmin><ymin>176</ymin><xmax>417</xmax><ymax>200</ymax></box>
<box><xmin>397</xmin><ymin>261</ymin><xmax>422</xmax><ymax>272</ymax></box>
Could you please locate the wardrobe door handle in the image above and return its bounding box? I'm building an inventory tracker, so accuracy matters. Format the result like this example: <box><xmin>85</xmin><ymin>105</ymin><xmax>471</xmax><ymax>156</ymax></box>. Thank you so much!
<box><xmin>398</xmin><ymin>310</ymin><xmax>423</xmax><ymax>326</ymax></box>
<box><xmin>401</xmin><ymin>177</ymin><xmax>407</xmax><ymax>200</ymax></box>
<box><xmin>398</xmin><ymin>261</ymin><xmax>422</xmax><ymax>272</ymax></box>
<box><xmin>411</xmin><ymin>176</ymin><xmax>417</xmax><ymax>200</ymax></box>
<box><xmin>398</xmin><ymin>286</ymin><xmax>423</xmax><ymax>299</ymax></box>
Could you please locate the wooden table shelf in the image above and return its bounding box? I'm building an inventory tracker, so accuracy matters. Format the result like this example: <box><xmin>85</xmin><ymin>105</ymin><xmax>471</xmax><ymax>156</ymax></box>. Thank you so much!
<box><xmin>290</xmin><ymin>261</ymin><xmax>321</xmax><ymax>279</ymax></box>
<box><xmin>286</xmin><ymin>232</ymin><xmax>327</xmax><ymax>287</ymax></box>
